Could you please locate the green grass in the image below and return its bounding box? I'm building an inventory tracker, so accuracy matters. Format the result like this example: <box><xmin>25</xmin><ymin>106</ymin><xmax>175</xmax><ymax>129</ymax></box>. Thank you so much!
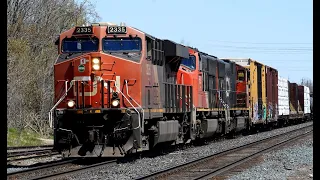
<box><xmin>7</xmin><ymin>128</ymin><xmax>44</xmax><ymax>147</ymax></box>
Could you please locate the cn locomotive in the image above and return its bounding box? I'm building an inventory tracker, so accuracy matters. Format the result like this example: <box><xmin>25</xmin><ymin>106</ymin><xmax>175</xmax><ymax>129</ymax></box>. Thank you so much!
<box><xmin>50</xmin><ymin>22</ymin><xmax>312</xmax><ymax>157</ymax></box>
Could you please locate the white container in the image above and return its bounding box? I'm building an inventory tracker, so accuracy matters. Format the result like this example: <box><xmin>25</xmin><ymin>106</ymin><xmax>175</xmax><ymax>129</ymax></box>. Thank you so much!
<box><xmin>278</xmin><ymin>77</ymin><xmax>290</xmax><ymax>116</ymax></box>
<box><xmin>304</xmin><ymin>86</ymin><xmax>311</xmax><ymax>114</ymax></box>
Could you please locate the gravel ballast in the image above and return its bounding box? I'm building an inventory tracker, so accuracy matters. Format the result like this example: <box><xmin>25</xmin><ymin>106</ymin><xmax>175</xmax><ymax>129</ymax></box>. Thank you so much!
<box><xmin>227</xmin><ymin>134</ymin><xmax>313</xmax><ymax>180</ymax></box>
<box><xmin>63</xmin><ymin>122</ymin><xmax>312</xmax><ymax>180</ymax></box>
<box><xmin>7</xmin><ymin>154</ymin><xmax>63</xmax><ymax>174</ymax></box>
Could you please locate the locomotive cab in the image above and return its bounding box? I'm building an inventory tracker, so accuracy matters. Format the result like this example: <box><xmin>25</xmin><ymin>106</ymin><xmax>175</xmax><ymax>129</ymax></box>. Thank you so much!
<box><xmin>52</xmin><ymin>23</ymin><xmax>146</xmax><ymax>157</ymax></box>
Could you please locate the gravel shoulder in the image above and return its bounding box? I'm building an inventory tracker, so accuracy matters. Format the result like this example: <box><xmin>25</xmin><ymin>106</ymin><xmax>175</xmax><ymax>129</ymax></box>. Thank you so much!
<box><xmin>227</xmin><ymin>133</ymin><xmax>313</xmax><ymax>180</ymax></box>
<box><xmin>63</xmin><ymin>122</ymin><xmax>312</xmax><ymax>180</ymax></box>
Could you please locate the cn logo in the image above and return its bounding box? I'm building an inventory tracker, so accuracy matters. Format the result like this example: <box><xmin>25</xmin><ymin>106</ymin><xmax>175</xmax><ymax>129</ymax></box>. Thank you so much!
<box><xmin>73</xmin><ymin>76</ymin><xmax>120</xmax><ymax>96</ymax></box>
<box><xmin>73</xmin><ymin>76</ymin><xmax>97</xmax><ymax>96</ymax></box>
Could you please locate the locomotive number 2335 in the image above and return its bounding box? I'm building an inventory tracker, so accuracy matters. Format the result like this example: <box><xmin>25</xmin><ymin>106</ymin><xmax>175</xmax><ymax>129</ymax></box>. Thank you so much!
<box><xmin>74</xmin><ymin>27</ymin><xmax>93</xmax><ymax>34</ymax></box>
<box><xmin>107</xmin><ymin>26</ymin><xmax>127</xmax><ymax>34</ymax></box>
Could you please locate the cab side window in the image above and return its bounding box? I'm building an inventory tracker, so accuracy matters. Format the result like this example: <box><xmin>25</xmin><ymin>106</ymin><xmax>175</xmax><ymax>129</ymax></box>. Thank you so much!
<box><xmin>237</xmin><ymin>70</ymin><xmax>245</xmax><ymax>81</ymax></box>
<box><xmin>147</xmin><ymin>38</ymin><xmax>152</xmax><ymax>60</ymax></box>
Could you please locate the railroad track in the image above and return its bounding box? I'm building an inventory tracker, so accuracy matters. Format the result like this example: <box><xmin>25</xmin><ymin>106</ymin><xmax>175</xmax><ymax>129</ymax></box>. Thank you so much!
<box><xmin>7</xmin><ymin>123</ymin><xmax>312</xmax><ymax>180</ymax></box>
<box><xmin>136</xmin><ymin>124</ymin><xmax>313</xmax><ymax>180</ymax></box>
<box><xmin>7</xmin><ymin>158</ymin><xmax>78</xmax><ymax>180</ymax></box>
<box><xmin>7</xmin><ymin>149</ymin><xmax>57</xmax><ymax>158</ymax></box>
<box><xmin>7</xmin><ymin>145</ymin><xmax>54</xmax><ymax>157</ymax></box>
<box><xmin>7</xmin><ymin>145</ymin><xmax>58</xmax><ymax>163</ymax></box>
<box><xmin>7</xmin><ymin>152</ymin><xmax>60</xmax><ymax>163</ymax></box>
<box><xmin>7</xmin><ymin>145</ymin><xmax>53</xmax><ymax>151</ymax></box>
<box><xmin>7</xmin><ymin>157</ymin><xmax>117</xmax><ymax>180</ymax></box>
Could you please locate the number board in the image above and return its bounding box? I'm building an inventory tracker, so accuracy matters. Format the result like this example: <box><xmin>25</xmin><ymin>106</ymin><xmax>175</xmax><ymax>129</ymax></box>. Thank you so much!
<box><xmin>107</xmin><ymin>26</ymin><xmax>127</xmax><ymax>34</ymax></box>
<box><xmin>73</xmin><ymin>27</ymin><xmax>93</xmax><ymax>35</ymax></box>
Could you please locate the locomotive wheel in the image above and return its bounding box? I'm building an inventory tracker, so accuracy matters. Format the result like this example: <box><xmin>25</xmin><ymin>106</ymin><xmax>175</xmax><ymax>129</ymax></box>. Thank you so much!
<box><xmin>243</xmin><ymin>121</ymin><xmax>251</xmax><ymax>136</ymax></box>
<box><xmin>226</xmin><ymin>130</ymin><xmax>235</xmax><ymax>139</ymax></box>
<box><xmin>269</xmin><ymin>125</ymin><xmax>273</xmax><ymax>131</ymax></box>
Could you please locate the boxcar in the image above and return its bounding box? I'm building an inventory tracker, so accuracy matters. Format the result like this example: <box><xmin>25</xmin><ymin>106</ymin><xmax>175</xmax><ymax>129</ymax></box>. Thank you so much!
<box><xmin>277</xmin><ymin>76</ymin><xmax>290</xmax><ymax>126</ymax></box>
<box><xmin>298</xmin><ymin>85</ymin><xmax>311</xmax><ymax>121</ymax></box>
<box><xmin>265</xmin><ymin>66</ymin><xmax>278</xmax><ymax>125</ymax></box>
<box><xmin>289</xmin><ymin>82</ymin><xmax>303</xmax><ymax>120</ymax></box>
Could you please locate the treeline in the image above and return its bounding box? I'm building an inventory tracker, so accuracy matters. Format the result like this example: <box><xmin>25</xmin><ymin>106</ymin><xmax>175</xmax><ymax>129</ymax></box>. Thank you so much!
<box><xmin>7</xmin><ymin>0</ymin><xmax>100</xmax><ymax>136</ymax></box>
<box><xmin>300</xmin><ymin>78</ymin><xmax>313</xmax><ymax>94</ymax></box>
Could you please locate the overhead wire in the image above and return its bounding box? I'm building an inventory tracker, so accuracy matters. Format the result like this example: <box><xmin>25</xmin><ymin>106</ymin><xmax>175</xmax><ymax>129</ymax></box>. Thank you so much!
<box><xmin>189</xmin><ymin>40</ymin><xmax>312</xmax><ymax>74</ymax></box>
<box><xmin>207</xmin><ymin>45</ymin><xmax>312</xmax><ymax>51</ymax></box>
<box><xmin>207</xmin><ymin>40</ymin><xmax>312</xmax><ymax>45</ymax></box>
<box><xmin>203</xmin><ymin>40</ymin><xmax>313</xmax><ymax>54</ymax></box>
<box><xmin>194</xmin><ymin>40</ymin><xmax>313</xmax><ymax>81</ymax></box>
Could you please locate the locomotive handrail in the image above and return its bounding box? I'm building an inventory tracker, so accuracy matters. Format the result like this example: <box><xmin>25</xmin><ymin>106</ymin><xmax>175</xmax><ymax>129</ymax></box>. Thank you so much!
<box><xmin>103</xmin><ymin>79</ymin><xmax>142</xmax><ymax>131</ymax></box>
<box><xmin>49</xmin><ymin>80</ymin><xmax>76</xmax><ymax>128</ymax></box>
<box><xmin>49</xmin><ymin>78</ymin><xmax>143</xmax><ymax>131</ymax></box>
<box><xmin>55</xmin><ymin>81</ymin><xmax>68</xmax><ymax>104</ymax></box>
<box><xmin>125</xmin><ymin>79</ymin><xmax>144</xmax><ymax>133</ymax></box>
<box><xmin>114</xmin><ymin>83</ymin><xmax>141</xmax><ymax>130</ymax></box>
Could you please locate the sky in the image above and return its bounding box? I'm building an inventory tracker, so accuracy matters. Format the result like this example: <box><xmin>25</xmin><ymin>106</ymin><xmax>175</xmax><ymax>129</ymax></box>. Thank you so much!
<box><xmin>93</xmin><ymin>0</ymin><xmax>313</xmax><ymax>83</ymax></box>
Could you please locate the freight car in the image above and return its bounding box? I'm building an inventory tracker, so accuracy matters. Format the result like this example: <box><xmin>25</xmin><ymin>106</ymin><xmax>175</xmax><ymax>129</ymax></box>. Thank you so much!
<box><xmin>289</xmin><ymin>82</ymin><xmax>303</xmax><ymax>123</ymax></box>
<box><xmin>277</xmin><ymin>76</ymin><xmax>290</xmax><ymax>126</ymax></box>
<box><xmin>50</xmin><ymin>22</ymin><xmax>312</xmax><ymax>158</ymax></box>
<box><xmin>277</xmin><ymin>77</ymin><xmax>312</xmax><ymax>125</ymax></box>
<box><xmin>298</xmin><ymin>85</ymin><xmax>311</xmax><ymax>121</ymax></box>
<box><xmin>265</xmin><ymin>66</ymin><xmax>278</xmax><ymax>128</ymax></box>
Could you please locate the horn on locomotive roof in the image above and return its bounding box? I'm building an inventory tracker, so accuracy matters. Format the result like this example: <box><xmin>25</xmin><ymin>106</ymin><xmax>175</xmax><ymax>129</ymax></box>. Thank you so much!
<box><xmin>90</xmin><ymin>22</ymin><xmax>117</xmax><ymax>26</ymax></box>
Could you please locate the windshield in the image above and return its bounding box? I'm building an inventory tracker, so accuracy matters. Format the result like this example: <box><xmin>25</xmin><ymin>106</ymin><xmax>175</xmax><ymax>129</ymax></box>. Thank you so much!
<box><xmin>102</xmin><ymin>38</ymin><xmax>141</xmax><ymax>52</ymax></box>
<box><xmin>62</xmin><ymin>37</ymin><xmax>99</xmax><ymax>53</ymax></box>
<box><xmin>181</xmin><ymin>55</ymin><xmax>196</xmax><ymax>70</ymax></box>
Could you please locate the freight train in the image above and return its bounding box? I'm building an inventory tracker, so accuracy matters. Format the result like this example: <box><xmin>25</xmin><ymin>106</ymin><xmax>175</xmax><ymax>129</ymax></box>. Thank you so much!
<box><xmin>50</xmin><ymin>22</ymin><xmax>312</xmax><ymax>157</ymax></box>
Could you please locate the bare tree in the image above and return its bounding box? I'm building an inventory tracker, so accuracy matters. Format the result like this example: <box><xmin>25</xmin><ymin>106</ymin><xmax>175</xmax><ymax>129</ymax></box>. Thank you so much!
<box><xmin>300</xmin><ymin>78</ymin><xmax>313</xmax><ymax>94</ymax></box>
<box><xmin>7</xmin><ymin>0</ymin><xmax>101</xmax><ymax>136</ymax></box>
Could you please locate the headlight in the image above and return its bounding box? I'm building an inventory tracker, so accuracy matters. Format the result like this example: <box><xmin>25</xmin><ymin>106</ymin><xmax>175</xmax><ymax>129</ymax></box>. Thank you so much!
<box><xmin>92</xmin><ymin>58</ymin><xmax>100</xmax><ymax>64</ymax></box>
<box><xmin>111</xmin><ymin>99</ymin><xmax>119</xmax><ymax>107</ymax></box>
<box><xmin>92</xmin><ymin>57</ymin><xmax>101</xmax><ymax>70</ymax></box>
<box><xmin>92</xmin><ymin>64</ymin><xmax>100</xmax><ymax>70</ymax></box>
<box><xmin>67</xmin><ymin>100</ymin><xmax>75</xmax><ymax>108</ymax></box>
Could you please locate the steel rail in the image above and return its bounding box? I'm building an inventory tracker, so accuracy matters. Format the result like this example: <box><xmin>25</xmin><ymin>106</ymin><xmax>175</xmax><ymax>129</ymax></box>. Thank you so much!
<box><xmin>7</xmin><ymin>158</ymin><xmax>79</xmax><ymax>179</ymax></box>
<box><xmin>135</xmin><ymin>124</ymin><xmax>313</xmax><ymax>180</ymax></box>
<box><xmin>196</xmin><ymin>129</ymin><xmax>312</xmax><ymax>180</ymax></box>
<box><xmin>7</xmin><ymin>152</ymin><xmax>60</xmax><ymax>163</ymax></box>
<box><xmin>7</xmin><ymin>148</ymin><xmax>56</xmax><ymax>158</ymax></box>
<box><xmin>7</xmin><ymin>145</ymin><xmax>53</xmax><ymax>150</ymax></box>
<box><xmin>31</xmin><ymin>159</ymin><xmax>117</xmax><ymax>180</ymax></box>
